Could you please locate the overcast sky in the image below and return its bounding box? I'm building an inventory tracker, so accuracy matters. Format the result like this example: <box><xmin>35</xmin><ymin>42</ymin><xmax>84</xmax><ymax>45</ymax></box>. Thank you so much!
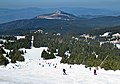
<box><xmin>0</xmin><ymin>0</ymin><xmax>120</xmax><ymax>11</ymax></box>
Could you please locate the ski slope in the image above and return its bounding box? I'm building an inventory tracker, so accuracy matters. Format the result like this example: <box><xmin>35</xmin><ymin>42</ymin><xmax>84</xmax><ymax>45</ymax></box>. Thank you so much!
<box><xmin>0</xmin><ymin>47</ymin><xmax>120</xmax><ymax>84</ymax></box>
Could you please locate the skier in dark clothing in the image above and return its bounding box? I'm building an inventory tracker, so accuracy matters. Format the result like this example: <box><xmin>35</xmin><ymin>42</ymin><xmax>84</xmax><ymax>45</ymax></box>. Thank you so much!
<box><xmin>63</xmin><ymin>68</ymin><xmax>67</xmax><ymax>75</ymax></box>
<box><xmin>89</xmin><ymin>67</ymin><xmax>91</xmax><ymax>71</ymax></box>
<box><xmin>42</xmin><ymin>65</ymin><xmax>44</xmax><ymax>67</ymax></box>
<box><xmin>94</xmin><ymin>69</ymin><xmax>97</xmax><ymax>75</ymax></box>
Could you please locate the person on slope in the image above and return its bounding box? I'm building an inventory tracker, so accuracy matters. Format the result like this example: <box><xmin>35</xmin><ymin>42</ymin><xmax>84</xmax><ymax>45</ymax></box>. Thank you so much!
<box><xmin>63</xmin><ymin>68</ymin><xmax>67</xmax><ymax>75</ymax></box>
<box><xmin>94</xmin><ymin>69</ymin><xmax>97</xmax><ymax>75</ymax></box>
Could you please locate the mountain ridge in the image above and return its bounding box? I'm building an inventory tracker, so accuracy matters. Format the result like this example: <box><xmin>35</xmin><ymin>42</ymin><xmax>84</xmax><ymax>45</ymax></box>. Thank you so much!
<box><xmin>34</xmin><ymin>10</ymin><xmax>78</xmax><ymax>20</ymax></box>
<box><xmin>0</xmin><ymin>7</ymin><xmax>120</xmax><ymax>24</ymax></box>
<box><xmin>1</xmin><ymin>10</ymin><xmax>120</xmax><ymax>35</ymax></box>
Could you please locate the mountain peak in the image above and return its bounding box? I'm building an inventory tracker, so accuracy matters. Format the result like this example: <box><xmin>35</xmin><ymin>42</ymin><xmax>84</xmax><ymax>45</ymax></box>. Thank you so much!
<box><xmin>54</xmin><ymin>10</ymin><xmax>62</xmax><ymax>14</ymax></box>
<box><xmin>35</xmin><ymin>10</ymin><xmax>78</xmax><ymax>20</ymax></box>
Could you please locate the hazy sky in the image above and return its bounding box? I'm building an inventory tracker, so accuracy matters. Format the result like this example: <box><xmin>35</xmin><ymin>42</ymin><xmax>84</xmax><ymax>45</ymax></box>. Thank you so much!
<box><xmin>0</xmin><ymin>0</ymin><xmax>120</xmax><ymax>10</ymax></box>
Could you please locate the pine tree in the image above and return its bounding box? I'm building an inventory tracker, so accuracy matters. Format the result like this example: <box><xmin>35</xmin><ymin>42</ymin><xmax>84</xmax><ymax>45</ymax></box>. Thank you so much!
<box><xmin>0</xmin><ymin>47</ymin><xmax>6</xmax><ymax>54</ymax></box>
<box><xmin>41</xmin><ymin>50</ymin><xmax>55</xmax><ymax>59</ymax></box>
<box><xmin>0</xmin><ymin>54</ymin><xmax>9</xmax><ymax>66</ymax></box>
<box><xmin>10</xmin><ymin>50</ymin><xmax>25</xmax><ymax>63</ymax></box>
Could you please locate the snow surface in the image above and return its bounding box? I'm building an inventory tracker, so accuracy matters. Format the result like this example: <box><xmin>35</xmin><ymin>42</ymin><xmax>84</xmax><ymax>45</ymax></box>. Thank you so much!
<box><xmin>0</xmin><ymin>47</ymin><xmax>120</xmax><ymax>84</ymax></box>
<box><xmin>112</xmin><ymin>33</ymin><xmax>120</xmax><ymax>37</ymax></box>
<box><xmin>100</xmin><ymin>32</ymin><xmax>111</xmax><ymax>37</ymax></box>
<box><xmin>15</xmin><ymin>36</ymin><xmax>25</xmax><ymax>40</ymax></box>
<box><xmin>0</xmin><ymin>39</ymin><xmax>7</xmax><ymax>43</ymax></box>
<box><xmin>116</xmin><ymin>44</ymin><xmax>120</xmax><ymax>49</ymax></box>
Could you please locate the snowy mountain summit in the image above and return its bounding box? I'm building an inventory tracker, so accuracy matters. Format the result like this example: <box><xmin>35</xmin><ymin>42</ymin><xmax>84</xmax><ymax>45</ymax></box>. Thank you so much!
<box><xmin>35</xmin><ymin>10</ymin><xmax>78</xmax><ymax>20</ymax></box>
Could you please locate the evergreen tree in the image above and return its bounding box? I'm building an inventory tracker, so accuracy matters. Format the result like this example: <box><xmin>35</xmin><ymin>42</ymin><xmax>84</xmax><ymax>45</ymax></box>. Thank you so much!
<box><xmin>0</xmin><ymin>54</ymin><xmax>9</xmax><ymax>66</ymax></box>
<box><xmin>41</xmin><ymin>50</ymin><xmax>55</xmax><ymax>59</ymax></box>
<box><xmin>9</xmin><ymin>50</ymin><xmax>25</xmax><ymax>63</ymax></box>
<box><xmin>0</xmin><ymin>47</ymin><xmax>6</xmax><ymax>54</ymax></box>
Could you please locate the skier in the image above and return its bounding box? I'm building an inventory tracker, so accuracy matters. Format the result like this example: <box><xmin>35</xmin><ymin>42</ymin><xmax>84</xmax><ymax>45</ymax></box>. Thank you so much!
<box><xmin>39</xmin><ymin>63</ymin><xmax>41</xmax><ymax>65</ymax></box>
<box><xmin>89</xmin><ymin>67</ymin><xmax>91</xmax><ymax>71</ymax></box>
<box><xmin>94</xmin><ymin>69</ymin><xmax>97</xmax><ymax>75</ymax></box>
<box><xmin>63</xmin><ymin>68</ymin><xmax>67</xmax><ymax>75</ymax></box>
<box><xmin>42</xmin><ymin>65</ymin><xmax>44</xmax><ymax>67</ymax></box>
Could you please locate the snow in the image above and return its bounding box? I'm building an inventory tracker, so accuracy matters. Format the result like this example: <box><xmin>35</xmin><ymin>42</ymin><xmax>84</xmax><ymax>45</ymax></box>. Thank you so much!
<box><xmin>92</xmin><ymin>51</ymin><xmax>98</xmax><ymax>58</ymax></box>
<box><xmin>15</xmin><ymin>36</ymin><xmax>25</xmax><ymax>40</ymax></box>
<box><xmin>80</xmin><ymin>34</ymin><xmax>96</xmax><ymax>39</ymax></box>
<box><xmin>53</xmin><ymin>33</ymin><xmax>61</xmax><ymax>36</ymax></box>
<box><xmin>116</xmin><ymin>44</ymin><xmax>120</xmax><ymax>49</ymax></box>
<box><xmin>57</xmin><ymin>33</ymin><xmax>61</xmax><ymax>36</ymax></box>
<box><xmin>55</xmin><ymin>10</ymin><xmax>62</xmax><ymax>15</ymax></box>
<box><xmin>8</xmin><ymin>40</ymin><xmax>14</xmax><ymax>42</ymax></box>
<box><xmin>0</xmin><ymin>47</ymin><xmax>120</xmax><ymax>84</ymax></box>
<box><xmin>100</xmin><ymin>32</ymin><xmax>111</xmax><ymax>37</ymax></box>
<box><xmin>65</xmin><ymin>51</ymin><xmax>71</xmax><ymax>58</ymax></box>
<box><xmin>37</xmin><ymin>10</ymin><xmax>73</xmax><ymax>20</ymax></box>
<box><xmin>34</xmin><ymin>29</ymin><xmax>43</xmax><ymax>33</ymax></box>
<box><xmin>3</xmin><ymin>48</ymin><xmax>10</xmax><ymax>54</ymax></box>
<box><xmin>112</xmin><ymin>33</ymin><xmax>120</xmax><ymax>37</ymax></box>
<box><xmin>0</xmin><ymin>44</ymin><xmax>3</xmax><ymax>47</ymax></box>
<box><xmin>0</xmin><ymin>39</ymin><xmax>7</xmax><ymax>43</ymax></box>
<box><xmin>75</xmin><ymin>38</ymin><xmax>79</xmax><ymax>40</ymax></box>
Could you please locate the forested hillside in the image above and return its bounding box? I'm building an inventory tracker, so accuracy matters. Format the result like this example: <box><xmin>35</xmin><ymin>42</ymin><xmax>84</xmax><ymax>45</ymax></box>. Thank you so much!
<box><xmin>0</xmin><ymin>30</ymin><xmax>120</xmax><ymax>70</ymax></box>
<box><xmin>31</xmin><ymin>31</ymin><xmax>120</xmax><ymax>70</ymax></box>
<box><xmin>89</xmin><ymin>26</ymin><xmax>120</xmax><ymax>35</ymax></box>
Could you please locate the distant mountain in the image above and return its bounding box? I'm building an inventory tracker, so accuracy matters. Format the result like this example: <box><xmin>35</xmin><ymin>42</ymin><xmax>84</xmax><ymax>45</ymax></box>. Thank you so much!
<box><xmin>59</xmin><ymin>7</ymin><xmax>120</xmax><ymax>16</ymax></box>
<box><xmin>0</xmin><ymin>8</ymin><xmax>52</xmax><ymax>24</ymax></box>
<box><xmin>0</xmin><ymin>7</ymin><xmax>120</xmax><ymax>24</ymax></box>
<box><xmin>0</xmin><ymin>19</ymin><xmax>88</xmax><ymax>35</ymax></box>
<box><xmin>1</xmin><ymin>11</ymin><xmax>120</xmax><ymax>35</ymax></box>
<box><xmin>78</xmin><ymin>15</ymin><xmax>105</xmax><ymax>19</ymax></box>
<box><xmin>34</xmin><ymin>10</ymin><xmax>78</xmax><ymax>20</ymax></box>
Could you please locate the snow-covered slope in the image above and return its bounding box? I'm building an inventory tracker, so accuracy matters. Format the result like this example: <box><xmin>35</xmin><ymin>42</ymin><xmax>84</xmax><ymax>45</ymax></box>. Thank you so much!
<box><xmin>35</xmin><ymin>10</ymin><xmax>78</xmax><ymax>20</ymax></box>
<box><xmin>0</xmin><ymin>47</ymin><xmax>120</xmax><ymax>84</ymax></box>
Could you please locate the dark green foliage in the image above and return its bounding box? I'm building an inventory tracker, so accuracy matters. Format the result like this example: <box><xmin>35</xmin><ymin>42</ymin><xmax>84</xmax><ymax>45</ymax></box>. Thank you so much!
<box><xmin>0</xmin><ymin>54</ymin><xmax>9</xmax><ymax>66</ymax></box>
<box><xmin>4</xmin><ymin>36</ymin><xmax>31</xmax><ymax>50</ymax></box>
<box><xmin>32</xmin><ymin>32</ymin><xmax>120</xmax><ymax>70</ymax></box>
<box><xmin>0</xmin><ymin>47</ymin><xmax>6</xmax><ymax>54</ymax></box>
<box><xmin>1</xmin><ymin>30</ymin><xmax>120</xmax><ymax>70</ymax></box>
<box><xmin>88</xmin><ymin>26</ymin><xmax>120</xmax><ymax>35</ymax></box>
<box><xmin>6</xmin><ymin>52</ymin><xmax>9</xmax><ymax>57</ymax></box>
<box><xmin>41</xmin><ymin>50</ymin><xmax>55</xmax><ymax>59</ymax></box>
<box><xmin>0</xmin><ymin>36</ymin><xmax>27</xmax><ymax>64</ymax></box>
<box><xmin>60</xmin><ymin>56</ymin><xmax>68</xmax><ymax>63</ymax></box>
<box><xmin>11</xmin><ymin>57</ymin><xmax>16</xmax><ymax>63</ymax></box>
<box><xmin>9</xmin><ymin>50</ymin><xmax>25</xmax><ymax>63</ymax></box>
<box><xmin>20</xmin><ymin>50</ymin><xmax>24</xmax><ymax>54</ymax></box>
